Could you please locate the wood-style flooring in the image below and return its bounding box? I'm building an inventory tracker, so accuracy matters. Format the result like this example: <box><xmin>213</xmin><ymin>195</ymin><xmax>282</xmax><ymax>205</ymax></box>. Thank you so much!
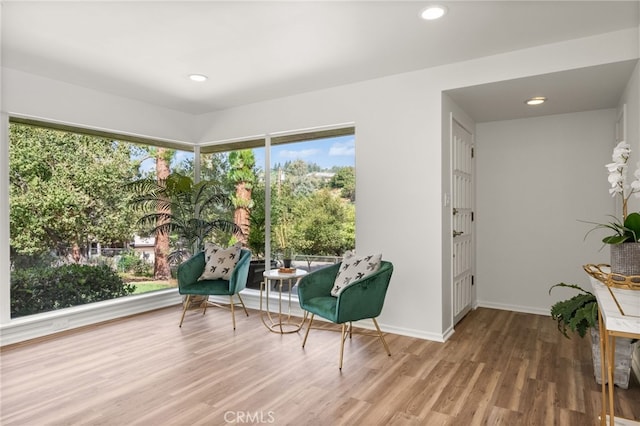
<box><xmin>1</xmin><ymin>306</ymin><xmax>639</xmax><ymax>425</ymax></box>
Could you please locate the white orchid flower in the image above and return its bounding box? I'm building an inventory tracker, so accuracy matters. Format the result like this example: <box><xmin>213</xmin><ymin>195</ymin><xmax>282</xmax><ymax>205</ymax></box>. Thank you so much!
<box><xmin>606</xmin><ymin>162</ymin><xmax>622</xmax><ymax>172</ymax></box>
<box><xmin>592</xmin><ymin>143</ymin><xmax>640</xmax><ymax>241</ymax></box>
<box><xmin>608</xmin><ymin>172</ymin><xmax>623</xmax><ymax>185</ymax></box>
<box><xmin>612</xmin><ymin>141</ymin><xmax>630</xmax><ymax>162</ymax></box>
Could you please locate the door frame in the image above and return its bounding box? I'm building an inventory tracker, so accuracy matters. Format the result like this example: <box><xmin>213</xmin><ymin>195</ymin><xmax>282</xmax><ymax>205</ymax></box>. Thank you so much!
<box><xmin>449</xmin><ymin>115</ymin><xmax>476</xmax><ymax>327</ymax></box>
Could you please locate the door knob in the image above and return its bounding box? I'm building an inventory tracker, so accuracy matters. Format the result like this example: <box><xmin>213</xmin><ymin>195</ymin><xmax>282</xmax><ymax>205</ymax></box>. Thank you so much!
<box><xmin>453</xmin><ymin>230</ymin><xmax>464</xmax><ymax>237</ymax></box>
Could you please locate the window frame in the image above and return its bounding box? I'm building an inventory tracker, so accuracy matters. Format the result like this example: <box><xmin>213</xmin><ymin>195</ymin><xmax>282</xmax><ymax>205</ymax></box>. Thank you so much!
<box><xmin>199</xmin><ymin>124</ymin><xmax>356</xmax><ymax>274</ymax></box>
<box><xmin>5</xmin><ymin>117</ymin><xmax>196</xmax><ymax>318</ymax></box>
<box><xmin>0</xmin><ymin>118</ymin><xmax>355</xmax><ymax>345</ymax></box>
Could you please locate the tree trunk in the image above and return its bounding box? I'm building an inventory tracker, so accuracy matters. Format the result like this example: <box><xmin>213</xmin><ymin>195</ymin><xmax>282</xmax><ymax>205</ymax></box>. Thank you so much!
<box><xmin>234</xmin><ymin>181</ymin><xmax>251</xmax><ymax>245</ymax></box>
<box><xmin>154</xmin><ymin>148</ymin><xmax>171</xmax><ymax>280</ymax></box>
<box><xmin>71</xmin><ymin>242</ymin><xmax>82</xmax><ymax>263</ymax></box>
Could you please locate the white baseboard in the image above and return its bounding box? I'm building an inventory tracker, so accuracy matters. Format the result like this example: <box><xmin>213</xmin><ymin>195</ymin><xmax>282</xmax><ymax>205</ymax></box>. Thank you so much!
<box><xmin>1</xmin><ymin>290</ymin><xmax>182</xmax><ymax>347</ymax></box>
<box><xmin>476</xmin><ymin>300</ymin><xmax>550</xmax><ymax>316</ymax></box>
<box><xmin>233</xmin><ymin>290</ymin><xmax>449</xmax><ymax>342</ymax></box>
<box><xmin>2</xmin><ymin>288</ymin><xmax>467</xmax><ymax>347</ymax></box>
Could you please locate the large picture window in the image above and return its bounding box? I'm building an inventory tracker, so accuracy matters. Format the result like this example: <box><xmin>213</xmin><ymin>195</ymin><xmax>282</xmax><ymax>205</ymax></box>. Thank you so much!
<box><xmin>200</xmin><ymin>128</ymin><xmax>356</xmax><ymax>287</ymax></box>
<box><xmin>8</xmin><ymin>120</ymin><xmax>354</xmax><ymax>319</ymax></box>
<box><xmin>8</xmin><ymin>120</ymin><xmax>195</xmax><ymax>318</ymax></box>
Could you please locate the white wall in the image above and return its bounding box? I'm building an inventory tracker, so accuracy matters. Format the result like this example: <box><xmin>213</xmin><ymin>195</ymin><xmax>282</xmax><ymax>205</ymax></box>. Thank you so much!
<box><xmin>1</xmin><ymin>27</ymin><xmax>638</xmax><ymax>344</ymax></box>
<box><xmin>616</xmin><ymin>57</ymin><xmax>640</xmax><ymax>384</ymax></box>
<box><xmin>194</xmin><ymin>28</ymin><xmax>638</xmax><ymax>340</ymax></box>
<box><xmin>2</xmin><ymin>68</ymin><xmax>195</xmax><ymax>144</ymax></box>
<box><xmin>618</xmin><ymin>61</ymin><xmax>640</xmax><ymax>215</ymax></box>
<box><xmin>196</xmin><ymin>72</ymin><xmax>446</xmax><ymax>341</ymax></box>
<box><xmin>476</xmin><ymin>109</ymin><xmax>616</xmax><ymax>314</ymax></box>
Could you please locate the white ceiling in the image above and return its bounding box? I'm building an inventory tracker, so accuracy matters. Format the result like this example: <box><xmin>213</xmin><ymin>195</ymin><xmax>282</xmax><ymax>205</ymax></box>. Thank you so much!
<box><xmin>2</xmin><ymin>1</ymin><xmax>639</xmax><ymax>119</ymax></box>
<box><xmin>445</xmin><ymin>60</ymin><xmax>639</xmax><ymax>122</ymax></box>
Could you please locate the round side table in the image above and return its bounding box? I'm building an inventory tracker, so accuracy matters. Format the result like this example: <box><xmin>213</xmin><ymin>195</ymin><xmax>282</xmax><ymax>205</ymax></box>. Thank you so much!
<box><xmin>260</xmin><ymin>268</ymin><xmax>308</xmax><ymax>334</ymax></box>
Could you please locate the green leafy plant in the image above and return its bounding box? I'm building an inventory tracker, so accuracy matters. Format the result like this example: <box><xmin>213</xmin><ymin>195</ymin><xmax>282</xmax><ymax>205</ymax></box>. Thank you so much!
<box><xmin>117</xmin><ymin>251</ymin><xmax>152</xmax><ymax>277</ymax></box>
<box><xmin>274</xmin><ymin>209</ymin><xmax>294</xmax><ymax>257</ymax></box>
<box><xmin>126</xmin><ymin>173</ymin><xmax>242</xmax><ymax>264</ymax></box>
<box><xmin>585</xmin><ymin>212</ymin><xmax>640</xmax><ymax>244</ymax></box>
<box><xmin>11</xmin><ymin>264</ymin><xmax>136</xmax><ymax>318</ymax></box>
<box><xmin>549</xmin><ymin>283</ymin><xmax>598</xmax><ymax>339</ymax></box>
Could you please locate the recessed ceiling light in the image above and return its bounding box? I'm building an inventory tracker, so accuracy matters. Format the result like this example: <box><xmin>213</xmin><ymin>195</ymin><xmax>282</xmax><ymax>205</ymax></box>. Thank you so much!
<box><xmin>525</xmin><ymin>96</ymin><xmax>546</xmax><ymax>106</ymax></box>
<box><xmin>189</xmin><ymin>74</ymin><xmax>208</xmax><ymax>82</ymax></box>
<box><xmin>420</xmin><ymin>5</ymin><xmax>448</xmax><ymax>20</ymax></box>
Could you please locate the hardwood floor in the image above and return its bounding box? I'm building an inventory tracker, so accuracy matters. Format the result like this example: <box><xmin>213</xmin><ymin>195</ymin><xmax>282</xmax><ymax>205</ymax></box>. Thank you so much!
<box><xmin>1</xmin><ymin>306</ymin><xmax>638</xmax><ymax>425</ymax></box>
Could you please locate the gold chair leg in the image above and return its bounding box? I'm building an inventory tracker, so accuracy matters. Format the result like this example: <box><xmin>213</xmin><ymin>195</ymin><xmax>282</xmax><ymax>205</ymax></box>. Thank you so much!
<box><xmin>179</xmin><ymin>295</ymin><xmax>191</xmax><ymax>327</ymax></box>
<box><xmin>372</xmin><ymin>318</ymin><xmax>391</xmax><ymax>356</ymax></box>
<box><xmin>237</xmin><ymin>294</ymin><xmax>249</xmax><ymax>317</ymax></box>
<box><xmin>202</xmin><ymin>296</ymin><xmax>208</xmax><ymax>315</ymax></box>
<box><xmin>302</xmin><ymin>313</ymin><xmax>314</xmax><ymax>348</ymax></box>
<box><xmin>339</xmin><ymin>323</ymin><xmax>348</xmax><ymax>370</ymax></box>
<box><xmin>230</xmin><ymin>295</ymin><xmax>236</xmax><ymax>330</ymax></box>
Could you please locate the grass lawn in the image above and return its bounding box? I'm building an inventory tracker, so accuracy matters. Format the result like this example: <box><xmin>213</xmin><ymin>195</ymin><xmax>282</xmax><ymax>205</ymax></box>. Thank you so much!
<box><xmin>129</xmin><ymin>280</ymin><xmax>177</xmax><ymax>295</ymax></box>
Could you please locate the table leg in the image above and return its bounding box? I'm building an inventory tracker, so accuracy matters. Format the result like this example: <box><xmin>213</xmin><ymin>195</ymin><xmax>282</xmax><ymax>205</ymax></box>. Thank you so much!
<box><xmin>260</xmin><ymin>274</ymin><xmax>307</xmax><ymax>334</ymax></box>
<box><xmin>607</xmin><ymin>331</ymin><xmax>616</xmax><ymax>426</ymax></box>
<box><xmin>259</xmin><ymin>280</ymin><xmax>269</xmax><ymax>329</ymax></box>
<box><xmin>598</xmin><ymin>310</ymin><xmax>607</xmax><ymax>426</ymax></box>
<box><xmin>278</xmin><ymin>280</ymin><xmax>283</xmax><ymax>334</ymax></box>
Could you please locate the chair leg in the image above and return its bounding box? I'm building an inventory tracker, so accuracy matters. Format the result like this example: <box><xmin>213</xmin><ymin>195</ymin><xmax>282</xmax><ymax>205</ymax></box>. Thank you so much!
<box><xmin>339</xmin><ymin>322</ymin><xmax>348</xmax><ymax>370</ymax></box>
<box><xmin>230</xmin><ymin>296</ymin><xmax>236</xmax><ymax>330</ymax></box>
<box><xmin>302</xmin><ymin>313</ymin><xmax>314</xmax><ymax>348</ymax></box>
<box><xmin>179</xmin><ymin>295</ymin><xmax>191</xmax><ymax>327</ymax></box>
<box><xmin>202</xmin><ymin>296</ymin><xmax>209</xmax><ymax>315</ymax></box>
<box><xmin>372</xmin><ymin>318</ymin><xmax>391</xmax><ymax>356</ymax></box>
<box><xmin>237</xmin><ymin>294</ymin><xmax>249</xmax><ymax>317</ymax></box>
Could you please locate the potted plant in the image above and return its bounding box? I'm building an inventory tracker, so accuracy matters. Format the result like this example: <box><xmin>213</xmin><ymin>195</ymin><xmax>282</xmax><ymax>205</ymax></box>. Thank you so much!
<box><xmin>274</xmin><ymin>211</ymin><xmax>294</xmax><ymax>268</ymax></box>
<box><xmin>282</xmin><ymin>247</ymin><xmax>294</xmax><ymax>269</ymax></box>
<box><xmin>127</xmin><ymin>173</ymin><xmax>242</xmax><ymax>262</ymax></box>
<box><xmin>127</xmin><ymin>173</ymin><xmax>243</xmax><ymax>306</ymax></box>
<box><xmin>585</xmin><ymin>141</ymin><xmax>640</xmax><ymax>275</ymax></box>
<box><xmin>549</xmin><ymin>282</ymin><xmax>637</xmax><ymax>389</ymax></box>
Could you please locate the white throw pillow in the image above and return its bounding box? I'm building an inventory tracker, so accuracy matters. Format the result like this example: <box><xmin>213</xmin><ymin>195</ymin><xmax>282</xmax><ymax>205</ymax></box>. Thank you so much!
<box><xmin>331</xmin><ymin>252</ymin><xmax>382</xmax><ymax>296</ymax></box>
<box><xmin>199</xmin><ymin>242</ymin><xmax>242</xmax><ymax>281</ymax></box>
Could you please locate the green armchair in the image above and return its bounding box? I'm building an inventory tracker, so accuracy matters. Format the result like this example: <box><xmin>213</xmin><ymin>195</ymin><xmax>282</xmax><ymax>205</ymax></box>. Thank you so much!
<box><xmin>297</xmin><ymin>260</ymin><xmax>394</xmax><ymax>369</ymax></box>
<box><xmin>178</xmin><ymin>248</ymin><xmax>251</xmax><ymax>330</ymax></box>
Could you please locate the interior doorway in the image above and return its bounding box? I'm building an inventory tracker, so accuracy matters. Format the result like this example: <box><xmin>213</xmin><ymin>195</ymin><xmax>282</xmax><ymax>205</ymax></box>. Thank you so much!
<box><xmin>451</xmin><ymin>118</ymin><xmax>475</xmax><ymax>325</ymax></box>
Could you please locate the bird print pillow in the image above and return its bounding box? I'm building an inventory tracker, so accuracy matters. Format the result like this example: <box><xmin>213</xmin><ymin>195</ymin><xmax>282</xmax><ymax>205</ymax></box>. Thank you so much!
<box><xmin>199</xmin><ymin>242</ymin><xmax>242</xmax><ymax>281</ymax></box>
<box><xmin>331</xmin><ymin>251</ymin><xmax>382</xmax><ymax>296</ymax></box>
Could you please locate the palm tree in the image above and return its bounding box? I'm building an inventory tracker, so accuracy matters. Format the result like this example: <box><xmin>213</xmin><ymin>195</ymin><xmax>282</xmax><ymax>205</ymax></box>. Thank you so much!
<box><xmin>154</xmin><ymin>147</ymin><xmax>172</xmax><ymax>280</ymax></box>
<box><xmin>228</xmin><ymin>150</ymin><xmax>256</xmax><ymax>246</ymax></box>
<box><xmin>126</xmin><ymin>173</ymin><xmax>242</xmax><ymax>273</ymax></box>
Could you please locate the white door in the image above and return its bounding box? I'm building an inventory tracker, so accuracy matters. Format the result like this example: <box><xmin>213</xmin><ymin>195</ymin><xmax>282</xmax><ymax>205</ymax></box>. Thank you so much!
<box><xmin>452</xmin><ymin>119</ymin><xmax>474</xmax><ymax>324</ymax></box>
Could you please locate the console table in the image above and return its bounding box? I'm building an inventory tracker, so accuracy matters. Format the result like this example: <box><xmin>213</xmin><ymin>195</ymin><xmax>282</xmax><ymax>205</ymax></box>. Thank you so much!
<box><xmin>588</xmin><ymin>274</ymin><xmax>640</xmax><ymax>426</ymax></box>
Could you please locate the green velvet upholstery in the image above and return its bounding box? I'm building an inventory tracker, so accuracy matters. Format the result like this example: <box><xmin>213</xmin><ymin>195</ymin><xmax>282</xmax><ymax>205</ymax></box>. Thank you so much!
<box><xmin>178</xmin><ymin>249</ymin><xmax>251</xmax><ymax>296</ymax></box>
<box><xmin>177</xmin><ymin>248</ymin><xmax>251</xmax><ymax>329</ymax></box>
<box><xmin>297</xmin><ymin>260</ymin><xmax>394</xmax><ymax>369</ymax></box>
<box><xmin>298</xmin><ymin>261</ymin><xmax>393</xmax><ymax>323</ymax></box>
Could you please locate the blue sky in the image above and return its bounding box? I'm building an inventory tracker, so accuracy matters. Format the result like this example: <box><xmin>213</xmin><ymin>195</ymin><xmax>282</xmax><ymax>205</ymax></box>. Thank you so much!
<box><xmin>138</xmin><ymin>134</ymin><xmax>355</xmax><ymax>174</ymax></box>
<box><xmin>255</xmin><ymin>134</ymin><xmax>355</xmax><ymax>170</ymax></box>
